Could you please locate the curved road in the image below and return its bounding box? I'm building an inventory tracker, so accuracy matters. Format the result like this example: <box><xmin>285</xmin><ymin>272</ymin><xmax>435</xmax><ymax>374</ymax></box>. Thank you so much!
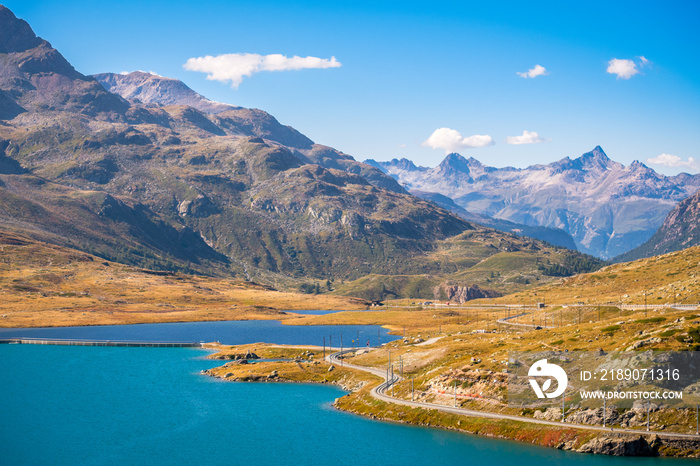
<box><xmin>327</xmin><ymin>349</ymin><xmax>700</xmax><ymax>441</ymax></box>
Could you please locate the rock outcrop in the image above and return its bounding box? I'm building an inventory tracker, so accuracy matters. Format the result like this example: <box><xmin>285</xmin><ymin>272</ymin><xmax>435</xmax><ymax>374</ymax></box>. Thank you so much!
<box><xmin>577</xmin><ymin>435</ymin><xmax>655</xmax><ymax>456</ymax></box>
<box><xmin>442</xmin><ymin>284</ymin><xmax>501</xmax><ymax>303</ymax></box>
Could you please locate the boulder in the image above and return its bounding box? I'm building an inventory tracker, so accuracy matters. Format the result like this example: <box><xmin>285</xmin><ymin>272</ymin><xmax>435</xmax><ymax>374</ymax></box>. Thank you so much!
<box><xmin>577</xmin><ymin>435</ymin><xmax>655</xmax><ymax>456</ymax></box>
<box><xmin>626</xmin><ymin>337</ymin><xmax>662</xmax><ymax>351</ymax></box>
<box><xmin>534</xmin><ymin>408</ymin><xmax>561</xmax><ymax>421</ymax></box>
<box><xmin>566</xmin><ymin>407</ymin><xmax>620</xmax><ymax>426</ymax></box>
<box><xmin>442</xmin><ymin>284</ymin><xmax>500</xmax><ymax>303</ymax></box>
<box><xmin>178</xmin><ymin>194</ymin><xmax>219</xmax><ymax>218</ymax></box>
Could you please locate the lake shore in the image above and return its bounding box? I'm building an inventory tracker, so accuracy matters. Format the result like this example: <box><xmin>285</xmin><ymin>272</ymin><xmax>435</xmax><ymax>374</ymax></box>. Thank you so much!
<box><xmin>203</xmin><ymin>342</ymin><xmax>700</xmax><ymax>458</ymax></box>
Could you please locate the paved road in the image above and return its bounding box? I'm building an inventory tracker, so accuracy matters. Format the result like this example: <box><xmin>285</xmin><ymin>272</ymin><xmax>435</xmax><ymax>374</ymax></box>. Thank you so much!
<box><xmin>327</xmin><ymin>349</ymin><xmax>700</xmax><ymax>440</ymax></box>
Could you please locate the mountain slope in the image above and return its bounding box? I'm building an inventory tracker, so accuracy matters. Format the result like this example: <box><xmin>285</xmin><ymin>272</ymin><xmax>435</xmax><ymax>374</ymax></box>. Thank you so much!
<box><xmin>367</xmin><ymin>147</ymin><xmax>700</xmax><ymax>259</ymax></box>
<box><xmin>0</xmin><ymin>5</ymin><xmax>603</xmax><ymax>298</ymax></box>
<box><xmin>94</xmin><ymin>71</ymin><xmax>405</xmax><ymax>193</ymax></box>
<box><xmin>499</xmin><ymin>244</ymin><xmax>700</xmax><ymax>306</ymax></box>
<box><xmin>615</xmin><ymin>188</ymin><xmax>700</xmax><ymax>262</ymax></box>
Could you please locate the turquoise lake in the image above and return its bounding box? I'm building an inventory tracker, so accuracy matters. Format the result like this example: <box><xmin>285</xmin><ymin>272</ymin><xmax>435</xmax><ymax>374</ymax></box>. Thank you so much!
<box><xmin>0</xmin><ymin>319</ymin><xmax>399</xmax><ymax>346</ymax></box>
<box><xmin>0</xmin><ymin>344</ymin><xmax>691</xmax><ymax>465</ymax></box>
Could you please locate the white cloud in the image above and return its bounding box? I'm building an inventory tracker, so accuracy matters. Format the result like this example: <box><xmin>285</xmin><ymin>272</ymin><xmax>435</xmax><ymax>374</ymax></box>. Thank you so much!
<box><xmin>517</xmin><ymin>64</ymin><xmax>548</xmax><ymax>79</ymax></box>
<box><xmin>422</xmin><ymin>128</ymin><xmax>494</xmax><ymax>154</ymax></box>
<box><xmin>606</xmin><ymin>58</ymin><xmax>640</xmax><ymax>79</ymax></box>
<box><xmin>646</xmin><ymin>153</ymin><xmax>699</xmax><ymax>170</ymax></box>
<box><xmin>183</xmin><ymin>53</ymin><xmax>341</xmax><ymax>88</ymax></box>
<box><xmin>506</xmin><ymin>130</ymin><xmax>545</xmax><ymax>145</ymax></box>
<box><xmin>639</xmin><ymin>56</ymin><xmax>650</xmax><ymax>66</ymax></box>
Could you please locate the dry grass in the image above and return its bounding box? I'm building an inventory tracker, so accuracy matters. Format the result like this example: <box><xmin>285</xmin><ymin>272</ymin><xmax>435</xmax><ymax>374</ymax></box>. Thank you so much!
<box><xmin>204</xmin><ymin>342</ymin><xmax>379</xmax><ymax>388</ymax></box>
<box><xmin>475</xmin><ymin>245</ymin><xmax>700</xmax><ymax>306</ymax></box>
<box><xmin>0</xmin><ymin>231</ymin><xmax>365</xmax><ymax>328</ymax></box>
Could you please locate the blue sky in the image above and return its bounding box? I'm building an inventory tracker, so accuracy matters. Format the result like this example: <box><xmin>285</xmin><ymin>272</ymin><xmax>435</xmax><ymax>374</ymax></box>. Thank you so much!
<box><xmin>6</xmin><ymin>0</ymin><xmax>700</xmax><ymax>173</ymax></box>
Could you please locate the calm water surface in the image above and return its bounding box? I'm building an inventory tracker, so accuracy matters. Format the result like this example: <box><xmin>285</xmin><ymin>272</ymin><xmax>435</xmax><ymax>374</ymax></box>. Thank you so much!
<box><xmin>0</xmin><ymin>345</ymin><xmax>691</xmax><ymax>465</ymax></box>
<box><xmin>0</xmin><ymin>319</ymin><xmax>398</xmax><ymax>346</ymax></box>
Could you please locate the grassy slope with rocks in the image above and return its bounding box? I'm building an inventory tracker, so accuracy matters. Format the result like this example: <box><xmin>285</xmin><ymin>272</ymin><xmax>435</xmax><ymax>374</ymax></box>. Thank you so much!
<box><xmin>487</xmin><ymin>245</ymin><xmax>700</xmax><ymax>307</ymax></box>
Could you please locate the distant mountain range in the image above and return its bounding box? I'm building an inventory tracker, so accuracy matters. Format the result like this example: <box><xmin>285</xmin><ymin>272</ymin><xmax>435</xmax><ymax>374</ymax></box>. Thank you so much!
<box><xmin>0</xmin><ymin>5</ymin><xmax>603</xmax><ymax>300</ymax></box>
<box><xmin>366</xmin><ymin>148</ymin><xmax>700</xmax><ymax>259</ymax></box>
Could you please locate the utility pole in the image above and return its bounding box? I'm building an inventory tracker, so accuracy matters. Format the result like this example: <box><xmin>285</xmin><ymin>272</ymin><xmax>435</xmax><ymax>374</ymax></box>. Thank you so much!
<box><xmin>647</xmin><ymin>401</ymin><xmax>650</xmax><ymax>432</ymax></box>
<box><xmin>454</xmin><ymin>381</ymin><xmax>457</xmax><ymax>407</ymax></box>
<box><xmin>562</xmin><ymin>395</ymin><xmax>565</xmax><ymax>422</ymax></box>
<box><xmin>378</xmin><ymin>329</ymin><xmax>380</xmax><ymax>347</ymax></box>
<box><xmin>323</xmin><ymin>337</ymin><xmax>326</xmax><ymax>360</ymax></box>
<box><xmin>412</xmin><ymin>377</ymin><xmax>414</xmax><ymax>402</ymax></box>
<box><xmin>603</xmin><ymin>396</ymin><xmax>606</xmax><ymax>428</ymax></box>
<box><xmin>340</xmin><ymin>332</ymin><xmax>343</xmax><ymax>367</ymax></box>
<box><xmin>619</xmin><ymin>296</ymin><xmax>622</xmax><ymax>317</ymax></box>
<box><xmin>645</xmin><ymin>291</ymin><xmax>648</xmax><ymax>317</ymax></box>
<box><xmin>696</xmin><ymin>404</ymin><xmax>698</xmax><ymax>435</ymax></box>
<box><xmin>388</xmin><ymin>350</ymin><xmax>391</xmax><ymax>380</ymax></box>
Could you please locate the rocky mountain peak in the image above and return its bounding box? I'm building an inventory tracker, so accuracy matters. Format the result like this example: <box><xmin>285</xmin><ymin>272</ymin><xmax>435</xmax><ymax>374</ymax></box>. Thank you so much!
<box><xmin>577</xmin><ymin>145</ymin><xmax>614</xmax><ymax>170</ymax></box>
<box><xmin>0</xmin><ymin>6</ymin><xmax>129</xmax><ymax>116</ymax></box>
<box><xmin>626</xmin><ymin>160</ymin><xmax>661</xmax><ymax>180</ymax></box>
<box><xmin>438</xmin><ymin>153</ymin><xmax>471</xmax><ymax>174</ymax></box>
<box><xmin>391</xmin><ymin>158</ymin><xmax>420</xmax><ymax>172</ymax></box>
<box><xmin>93</xmin><ymin>71</ymin><xmax>236</xmax><ymax>114</ymax></box>
<box><xmin>629</xmin><ymin>160</ymin><xmax>649</xmax><ymax>170</ymax></box>
<box><xmin>0</xmin><ymin>5</ymin><xmax>43</xmax><ymax>53</ymax></box>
